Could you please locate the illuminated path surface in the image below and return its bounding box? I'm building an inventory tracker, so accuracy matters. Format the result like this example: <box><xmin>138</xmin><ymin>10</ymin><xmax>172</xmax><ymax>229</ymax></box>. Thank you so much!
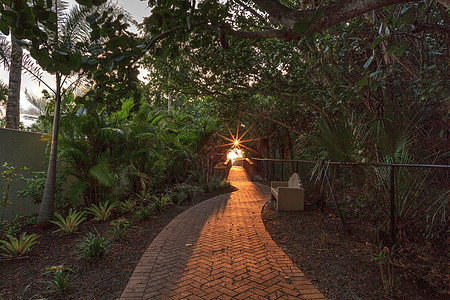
<box><xmin>121</xmin><ymin>167</ymin><xmax>325</xmax><ymax>300</ymax></box>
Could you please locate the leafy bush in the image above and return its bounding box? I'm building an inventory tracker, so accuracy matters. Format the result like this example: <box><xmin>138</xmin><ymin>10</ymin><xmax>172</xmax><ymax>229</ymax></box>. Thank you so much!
<box><xmin>43</xmin><ymin>265</ymin><xmax>73</xmax><ymax>295</ymax></box>
<box><xmin>133</xmin><ymin>190</ymin><xmax>152</xmax><ymax>205</ymax></box>
<box><xmin>170</xmin><ymin>184</ymin><xmax>204</xmax><ymax>204</ymax></box>
<box><xmin>203</xmin><ymin>177</ymin><xmax>231</xmax><ymax>193</ymax></box>
<box><xmin>171</xmin><ymin>191</ymin><xmax>188</xmax><ymax>205</ymax></box>
<box><xmin>119</xmin><ymin>198</ymin><xmax>136</xmax><ymax>213</ymax></box>
<box><xmin>75</xmin><ymin>231</ymin><xmax>110</xmax><ymax>261</ymax></box>
<box><xmin>18</xmin><ymin>171</ymin><xmax>68</xmax><ymax>207</ymax></box>
<box><xmin>50</xmin><ymin>209</ymin><xmax>86</xmax><ymax>234</ymax></box>
<box><xmin>1</xmin><ymin>162</ymin><xmax>16</xmax><ymax>224</ymax></box>
<box><xmin>109</xmin><ymin>218</ymin><xmax>130</xmax><ymax>240</ymax></box>
<box><xmin>85</xmin><ymin>201</ymin><xmax>116</xmax><ymax>221</ymax></box>
<box><xmin>133</xmin><ymin>206</ymin><xmax>153</xmax><ymax>221</ymax></box>
<box><xmin>0</xmin><ymin>215</ymin><xmax>37</xmax><ymax>239</ymax></box>
<box><xmin>0</xmin><ymin>232</ymin><xmax>39</xmax><ymax>257</ymax></box>
<box><xmin>150</xmin><ymin>194</ymin><xmax>172</xmax><ymax>212</ymax></box>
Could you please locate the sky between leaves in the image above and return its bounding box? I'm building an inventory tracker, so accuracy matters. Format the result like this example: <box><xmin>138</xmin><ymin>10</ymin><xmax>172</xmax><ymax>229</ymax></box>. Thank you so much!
<box><xmin>0</xmin><ymin>0</ymin><xmax>150</xmax><ymax>112</ymax></box>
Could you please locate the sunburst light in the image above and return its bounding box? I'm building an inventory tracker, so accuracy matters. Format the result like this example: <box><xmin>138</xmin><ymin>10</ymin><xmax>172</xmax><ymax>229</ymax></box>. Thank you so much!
<box><xmin>216</xmin><ymin>121</ymin><xmax>262</xmax><ymax>162</ymax></box>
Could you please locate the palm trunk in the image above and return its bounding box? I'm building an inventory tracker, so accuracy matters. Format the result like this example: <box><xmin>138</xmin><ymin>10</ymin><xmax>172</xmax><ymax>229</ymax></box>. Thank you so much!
<box><xmin>37</xmin><ymin>73</ymin><xmax>62</xmax><ymax>227</ymax></box>
<box><xmin>6</xmin><ymin>34</ymin><xmax>22</xmax><ymax>129</ymax></box>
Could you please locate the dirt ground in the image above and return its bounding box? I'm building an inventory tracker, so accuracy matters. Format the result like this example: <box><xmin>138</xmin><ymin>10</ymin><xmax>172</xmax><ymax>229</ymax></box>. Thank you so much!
<box><xmin>0</xmin><ymin>189</ymin><xmax>234</xmax><ymax>300</ymax></box>
<box><xmin>0</xmin><ymin>187</ymin><xmax>445</xmax><ymax>299</ymax></box>
<box><xmin>261</xmin><ymin>200</ymin><xmax>446</xmax><ymax>299</ymax></box>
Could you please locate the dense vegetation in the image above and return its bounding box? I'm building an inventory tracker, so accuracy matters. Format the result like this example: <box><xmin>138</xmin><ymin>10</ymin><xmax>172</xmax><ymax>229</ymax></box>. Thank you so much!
<box><xmin>0</xmin><ymin>0</ymin><xmax>448</xmax><ymax>298</ymax></box>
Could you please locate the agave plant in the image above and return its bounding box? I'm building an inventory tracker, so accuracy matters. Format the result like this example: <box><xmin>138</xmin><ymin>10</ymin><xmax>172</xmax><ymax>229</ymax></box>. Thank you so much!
<box><xmin>0</xmin><ymin>232</ymin><xmax>40</xmax><ymax>257</ymax></box>
<box><xmin>50</xmin><ymin>209</ymin><xmax>86</xmax><ymax>234</ymax></box>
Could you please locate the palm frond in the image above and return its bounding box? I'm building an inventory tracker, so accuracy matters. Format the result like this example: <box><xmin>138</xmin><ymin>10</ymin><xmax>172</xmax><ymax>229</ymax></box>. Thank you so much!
<box><xmin>60</xmin><ymin>4</ymin><xmax>92</xmax><ymax>50</ymax></box>
<box><xmin>89</xmin><ymin>158</ymin><xmax>115</xmax><ymax>187</ymax></box>
<box><xmin>0</xmin><ymin>35</ymin><xmax>10</xmax><ymax>69</ymax></box>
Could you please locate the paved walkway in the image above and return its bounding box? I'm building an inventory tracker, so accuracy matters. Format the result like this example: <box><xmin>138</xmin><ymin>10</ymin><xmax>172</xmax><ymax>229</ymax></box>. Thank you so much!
<box><xmin>121</xmin><ymin>167</ymin><xmax>325</xmax><ymax>299</ymax></box>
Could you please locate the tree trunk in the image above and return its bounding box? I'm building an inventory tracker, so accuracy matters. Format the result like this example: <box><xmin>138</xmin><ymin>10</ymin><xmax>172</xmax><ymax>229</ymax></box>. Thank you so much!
<box><xmin>6</xmin><ymin>35</ymin><xmax>22</xmax><ymax>129</ymax></box>
<box><xmin>168</xmin><ymin>91</ymin><xmax>172</xmax><ymax>112</ymax></box>
<box><xmin>37</xmin><ymin>73</ymin><xmax>62</xmax><ymax>227</ymax></box>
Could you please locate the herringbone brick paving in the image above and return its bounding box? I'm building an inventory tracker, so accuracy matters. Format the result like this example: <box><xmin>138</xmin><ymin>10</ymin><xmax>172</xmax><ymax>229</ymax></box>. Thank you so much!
<box><xmin>121</xmin><ymin>167</ymin><xmax>326</xmax><ymax>299</ymax></box>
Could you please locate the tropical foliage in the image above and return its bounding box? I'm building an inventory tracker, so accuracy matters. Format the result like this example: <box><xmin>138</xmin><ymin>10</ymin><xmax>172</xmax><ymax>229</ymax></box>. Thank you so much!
<box><xmin>0</xmin><ymin>0</ymin><xmax>447</xmax><ymax>296</ymax></box>
<box><xmin>0</xmin><ymin>232</ymin><xmax>39</xmax><ymax>257</ymax></box>
<box><xmin>75</xmin><ymin>230</ymin><xmax>110</xmax><ymax>260</ymax></box>
<box><xmin>50</xmin><ymin>209</ymin><xmax>86</xmax><ymax>234</ymax></box>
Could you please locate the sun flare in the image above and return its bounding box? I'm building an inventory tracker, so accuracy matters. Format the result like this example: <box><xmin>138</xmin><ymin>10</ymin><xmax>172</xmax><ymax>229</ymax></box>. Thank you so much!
<box><xmin>216</xmin><ymin>120</ymin><xmax>262</xmax><ymax>162</ymax></box>
<box><xmin>227</xmin><ymin>147</ymin><xmax>243</xmax><ymax>161</ymax></box>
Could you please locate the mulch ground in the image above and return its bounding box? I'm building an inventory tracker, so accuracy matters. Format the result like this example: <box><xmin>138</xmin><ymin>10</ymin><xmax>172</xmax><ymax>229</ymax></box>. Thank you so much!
<box><xmin>0</xmin><ymin>188</ymin><xmax>234</xmax><ymax>300</ymax></box>
<box><xmin>1</xmin><ymin>186</ymin><xmax>445</xmax><ymax>300</ymax></box>
<box><xmin>261</xmin><ymin>200</ymin><xmax>446</xmax><ymax>300</ymax></box>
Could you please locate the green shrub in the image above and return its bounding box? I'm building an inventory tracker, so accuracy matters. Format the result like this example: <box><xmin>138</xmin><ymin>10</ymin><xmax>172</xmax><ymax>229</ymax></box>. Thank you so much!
<box><xmin>50</xmin><ymin>209</ymin><xmax>86</xmax><ymax>234</ymax></box>
<box><xmin>76</xmin><ymin>231</ymin><xmax>110</xmax><ymax>261</ymax></box>
<box><xmin>0</xmin><ymin>215</ymin><xmax>37</xmax><ymax>239</ymax></box>
<box><xmin>133</xmin><ymin>190</ymin><xmax>152</xmax><ymax>205</ymax></box>
<box><xmin>150</xmin><ymin>194</ymin><xmax>172</xmax><ymax>212</ymax></box>
<box><xmin>85</xmin><ymin>201</ymin><xmax>116</xmax><ymax>221</ymax></box>
<box><xmin>119</xmin><ymin>198</ymin><xmax>136</xmax><ymax>213</ymax></box>
<box><xmin>133</xmin><ymin>206</ymin><xmax>153</xmax><ymax>221</ymax></box>
<box><xmin>1</xmin><ymin>162</ymin><xmax>16</xmax><ymax>224</ymax></box>
<box><xmin>18</xmin><ymin>170</ymin><xmax>68</xmax><ymax>207</ymax></box>
<box><xmin>109</xmin><ymin>218</ymin><xmax>130</xmax><ymax>240</ymax></box>
<box><xmin>0</xmin><ymin>232</ymin><xmax>39</xmax><ymax>257</ymax></box>
<box><xmin>171</xmin><ymin>184</ymin><xmax>204</xmax><ymax>204</ymax></box>
<box><xmin>203</xmin><ymin>177</ymin><xmax>231</xmax><ymax>193</ymax></box>
<box><xmin>171</xmin><ymin>191</ymin><xmax>188</xmax><ymax>205</ymax></box>
<box><xmin>43</xmin><ymin>265</ymin><xmax>73</xmax><ymax>295</ymax></box>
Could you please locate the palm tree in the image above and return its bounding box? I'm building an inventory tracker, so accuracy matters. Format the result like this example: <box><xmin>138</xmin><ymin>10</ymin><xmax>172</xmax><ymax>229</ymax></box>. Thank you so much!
<box><xmin>37</xmin><ymin>1</ymin><xmax>132</xmax><ymax>226</ymax></box>
<box><xmin>5</xmin><ymin>34</ymin><xmax>22</xmax><ymax>129</ymax></box>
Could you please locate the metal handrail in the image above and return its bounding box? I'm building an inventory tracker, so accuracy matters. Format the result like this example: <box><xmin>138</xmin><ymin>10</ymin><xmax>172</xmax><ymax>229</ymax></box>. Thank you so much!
<box><xmin>250</xmin><ymin>158</ymin><xmax>450</xmax><ymax>169</ymax></box>
<box><xmin>251</xmin><ymin>157</ymin><xmax>449</xmax><ymax>244</ymax></box>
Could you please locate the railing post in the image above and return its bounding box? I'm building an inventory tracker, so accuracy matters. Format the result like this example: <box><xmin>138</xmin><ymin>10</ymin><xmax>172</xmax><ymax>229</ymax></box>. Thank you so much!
<box><xmin>390</xmin><ymin>165</ymin><xmax>396</xmax><ymax>244</ymax></box>
<box><xmin>296</xmin><ymin>161</ymin><xmax>299</xmax><ymax>174</ymax></box>
<box><xmin>281</xmin><ymin>161</ymin><xmax>284</xmax><ymax>181</ymax></box>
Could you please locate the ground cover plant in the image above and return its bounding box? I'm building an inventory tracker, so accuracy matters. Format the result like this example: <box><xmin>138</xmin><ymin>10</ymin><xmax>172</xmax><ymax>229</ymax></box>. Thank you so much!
<box><xmin>0</xmin><ymin>0</ymin><xmax>448</xmax><ymax>298</ymax></box>
<box><xmin>261</xmin><ymin>199</ymin><xmax>447</xmax><ymax>299</ymax></box>
<box><xmin>0</xmin><ymin>185</ymin><xmax>235</xmax><ymax>299</ymax></box>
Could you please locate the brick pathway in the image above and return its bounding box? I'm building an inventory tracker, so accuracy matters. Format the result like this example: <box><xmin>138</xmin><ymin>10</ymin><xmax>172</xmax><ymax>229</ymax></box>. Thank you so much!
<box><xmin>121</xmin><ymin>167</ymin><xmax>325</xmax><ymax>299</ymax></box>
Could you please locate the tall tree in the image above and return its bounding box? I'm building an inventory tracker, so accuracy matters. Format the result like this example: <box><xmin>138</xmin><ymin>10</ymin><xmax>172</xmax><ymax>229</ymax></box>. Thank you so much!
<box><xmin>5</xmin><ymin>34</ymin><xmax>22</xmax><ymax>129</ymax></box>
<box><xmin>37</xmin><ymin>0</ymin><xmax>137</xmax><ymax>226</ymax></box>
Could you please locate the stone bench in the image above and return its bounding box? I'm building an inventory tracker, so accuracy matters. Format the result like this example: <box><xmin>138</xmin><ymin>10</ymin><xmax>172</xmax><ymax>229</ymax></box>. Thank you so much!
<box><xmin>270</xmin><ymin>173</ymin><xmax>305</xmax><ymax>211</ymax></box>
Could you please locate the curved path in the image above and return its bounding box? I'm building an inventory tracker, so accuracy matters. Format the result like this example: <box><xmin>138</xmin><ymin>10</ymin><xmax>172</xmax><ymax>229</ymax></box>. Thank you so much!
<box><xmin>121</xmin><ymin>167</ymin><xmax>325</xmax><ymax>299</ymax></box>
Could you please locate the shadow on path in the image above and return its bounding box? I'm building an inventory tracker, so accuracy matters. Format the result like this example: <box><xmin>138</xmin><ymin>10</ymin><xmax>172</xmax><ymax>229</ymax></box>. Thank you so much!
<box><xmin>121</xmin><ymin>167</ymin><xmax>325</xmax><ymax>300</ymax></box>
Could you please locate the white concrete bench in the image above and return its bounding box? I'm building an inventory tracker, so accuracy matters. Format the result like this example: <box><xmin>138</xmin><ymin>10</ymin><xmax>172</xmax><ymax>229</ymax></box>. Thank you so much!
<box><xmin>270</xmin><ymin>173</ymin><xmax>305</xmax><ymax>211</ymax></box>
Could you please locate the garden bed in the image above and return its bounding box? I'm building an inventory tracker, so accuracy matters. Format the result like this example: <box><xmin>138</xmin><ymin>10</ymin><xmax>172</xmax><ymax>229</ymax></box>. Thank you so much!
<box><xmin>0</xmin><ymin>187</ymin><xmax>235</xmax><ymax>300</ymax></box>
<box><xmin>261</xmin><ymin>200</ymin><xmax>446</xmax><ymax>299</ymax></box>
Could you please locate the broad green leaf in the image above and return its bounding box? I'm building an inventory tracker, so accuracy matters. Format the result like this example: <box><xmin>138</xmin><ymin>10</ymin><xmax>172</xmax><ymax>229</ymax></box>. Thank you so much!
<box><xmin>2</xmin><ymin>10</ymin><xmax>18</xmax><ymax>27</ymax></box>
<box><xmin>0</xmin><ymin>19</ymin><xmax>9</xmax><ymax>35</ymax></box>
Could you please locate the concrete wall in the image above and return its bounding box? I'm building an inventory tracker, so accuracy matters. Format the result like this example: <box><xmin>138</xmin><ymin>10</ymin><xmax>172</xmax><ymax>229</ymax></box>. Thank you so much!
<box><xmin>0</xmin><ymin>128</ymin><xmax>47</xmax><ymax>220</ymax></box>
